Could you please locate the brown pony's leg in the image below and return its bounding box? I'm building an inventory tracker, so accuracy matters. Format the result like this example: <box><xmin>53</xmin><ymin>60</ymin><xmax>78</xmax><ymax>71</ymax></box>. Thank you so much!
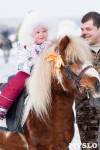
<box><xmin>0</xmin><ymin>145</ymin><xmax>27</xmax><ymax>150</ymax></box>
<box><xmin>0</xmin><ymin>130</ymin><xmax>28</xmax><ymax>150</ymax></box>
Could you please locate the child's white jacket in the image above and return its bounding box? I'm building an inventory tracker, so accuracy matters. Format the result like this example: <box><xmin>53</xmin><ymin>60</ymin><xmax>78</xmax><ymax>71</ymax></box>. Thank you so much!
<box><xmin>17</xmin><ymin>43</ymin><xmax>34</xmax><ymax>75</ymax></box>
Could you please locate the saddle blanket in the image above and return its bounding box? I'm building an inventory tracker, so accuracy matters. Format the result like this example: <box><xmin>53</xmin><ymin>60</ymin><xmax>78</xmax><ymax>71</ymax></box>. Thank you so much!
<box><xmin>0</xmin><ymin>77</ymin><xmax>31</xmax><ymax>133</ymax></box>
<box><xmin>0</xmin><ymin>95</ymin><xmax>30</xmax><ymax>133</ymax></box>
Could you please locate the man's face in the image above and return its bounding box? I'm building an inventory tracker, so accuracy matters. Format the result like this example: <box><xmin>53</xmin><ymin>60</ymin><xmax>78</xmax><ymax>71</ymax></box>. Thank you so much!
<box><xmin>81</xmin><ymin>20</ymin><xmax>100</xmax><ymax>45</ymax></box>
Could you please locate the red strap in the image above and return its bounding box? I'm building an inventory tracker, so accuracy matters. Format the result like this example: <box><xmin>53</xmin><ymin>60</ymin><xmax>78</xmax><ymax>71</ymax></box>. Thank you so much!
<box><xmin>79</xmin><ymin>66</ymin><xmax>93</xmax><ymax>80</ymax></box>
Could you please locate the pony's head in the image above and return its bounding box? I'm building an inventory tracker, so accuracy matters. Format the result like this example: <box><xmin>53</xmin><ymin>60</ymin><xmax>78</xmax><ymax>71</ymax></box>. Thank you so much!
<box><xmin>26</xmin><ymin>35</ymin><xmax>100</xmax><ymax>119</ymax></box>
<box><xmin>57</xmin><ymin>36</ymin><xmax>100</xmax><ymax>98</ymax></box>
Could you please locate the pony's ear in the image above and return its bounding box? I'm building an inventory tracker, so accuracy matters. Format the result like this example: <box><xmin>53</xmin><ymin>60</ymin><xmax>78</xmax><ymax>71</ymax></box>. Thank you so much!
<box><xmin>81</xmin><ymin>34</ymin><xmax>85</xmax><ymax>38</ymax></box>
<box><xmin>58</xmin><ymin>36</ymin><xmax>69</xmax><ymax>53</ymax></box>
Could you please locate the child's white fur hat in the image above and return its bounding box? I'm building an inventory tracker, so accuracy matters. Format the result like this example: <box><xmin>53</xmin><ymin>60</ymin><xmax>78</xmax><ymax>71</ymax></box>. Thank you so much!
<box><xmin>18</xmin><ymin>10</ymin><xmax>58</xmax><ymax>45</ymax></box>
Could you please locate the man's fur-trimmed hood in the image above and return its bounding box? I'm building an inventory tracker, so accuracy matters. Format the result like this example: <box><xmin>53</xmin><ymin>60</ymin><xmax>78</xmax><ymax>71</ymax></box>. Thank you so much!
<box><xmin>18</xmin><ymin>12</ymin><xmax>58</xmax><ymax>45</ymax></box>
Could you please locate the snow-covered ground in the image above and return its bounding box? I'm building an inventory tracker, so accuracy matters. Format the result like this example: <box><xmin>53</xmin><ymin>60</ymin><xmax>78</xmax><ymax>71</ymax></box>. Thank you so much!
<box><xmin>71</xmin><ymin>103</ymin><xmax>81</xmax><ymax>150</ymax></box>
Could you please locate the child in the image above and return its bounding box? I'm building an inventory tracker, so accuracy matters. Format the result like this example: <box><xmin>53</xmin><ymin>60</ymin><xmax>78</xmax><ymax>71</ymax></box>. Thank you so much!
<box><xmin>0</xmin><ymin>11</ymin><xmax>57</xmax><ymax>120</ymax></box>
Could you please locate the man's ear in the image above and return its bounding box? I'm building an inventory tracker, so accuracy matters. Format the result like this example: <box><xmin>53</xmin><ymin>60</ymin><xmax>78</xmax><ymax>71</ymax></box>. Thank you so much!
<box><xmin>58</xmin><ymin>36</ymin><xmax>69</xmax><ymax>53</ymax></box>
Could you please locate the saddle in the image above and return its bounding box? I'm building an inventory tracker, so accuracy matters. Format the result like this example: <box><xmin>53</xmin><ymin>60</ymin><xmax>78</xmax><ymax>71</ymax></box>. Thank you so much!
<box><xmin>0</xmin><ymin>83</ymin><xmax>26</xmax><ymax>134</ymax></box>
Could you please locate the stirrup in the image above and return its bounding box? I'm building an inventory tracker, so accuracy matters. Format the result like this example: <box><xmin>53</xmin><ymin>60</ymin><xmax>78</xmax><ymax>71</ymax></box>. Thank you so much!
<box><xmin>0</xmin><ymin>105</ymin><xmax>8</xmax><ymax>119</ymax></box>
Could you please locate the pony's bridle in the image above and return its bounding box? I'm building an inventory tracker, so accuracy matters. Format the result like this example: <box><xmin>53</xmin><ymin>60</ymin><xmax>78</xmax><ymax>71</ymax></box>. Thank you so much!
<box><xmin>64</xmin><ymin>63</ymin><xmax>93</xmax><ymax>97</ymax></box>
<box><xmin>45</xmin><ymin>53</ymin><xmax>93</xmax><ymax>98</ymax></box>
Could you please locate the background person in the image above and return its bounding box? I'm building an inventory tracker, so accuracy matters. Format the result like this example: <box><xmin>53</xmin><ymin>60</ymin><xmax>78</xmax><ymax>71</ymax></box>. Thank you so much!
<box><xmin>0</xmin><ymin>26</ymin><xmax>12</xmax><ymax>63</ymax></box>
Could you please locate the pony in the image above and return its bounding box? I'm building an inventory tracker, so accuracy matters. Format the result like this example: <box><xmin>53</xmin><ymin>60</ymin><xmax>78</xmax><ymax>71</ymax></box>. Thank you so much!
<box><xmin>0</xmin><ymin>35</ymin><xmax>100</xmax><ymax>150</ymax></box>
<box><xmin>0</xmin><ymin>36</ymin><xmax>12</xmax><ymax>63</ymax></box>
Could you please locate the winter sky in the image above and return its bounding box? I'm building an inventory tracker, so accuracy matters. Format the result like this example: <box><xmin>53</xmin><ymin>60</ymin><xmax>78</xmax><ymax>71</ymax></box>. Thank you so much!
<box><xmin>0</xmin><ymin>0</ymin><xmax>100</xmax><ymax>19</ymax></box>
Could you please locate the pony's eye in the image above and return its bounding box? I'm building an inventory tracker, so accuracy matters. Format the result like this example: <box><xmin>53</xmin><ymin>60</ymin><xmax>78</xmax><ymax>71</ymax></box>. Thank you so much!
<box><xmin>69</xmin><ymin>61</ymin><xmax>74</xmax><ymax>65</ymax></box>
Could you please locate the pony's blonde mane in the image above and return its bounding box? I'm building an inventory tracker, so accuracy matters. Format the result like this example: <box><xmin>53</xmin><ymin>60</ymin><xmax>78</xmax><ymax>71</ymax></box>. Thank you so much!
<box><xmin>26</xmin><ymin>36</ymin><xmax>92</xmax><ymax>119</ymax></box>
<box><xmin>26</xmin><ymin>42</ymin><xmax>57</xmax><ymax>119</ymax></box>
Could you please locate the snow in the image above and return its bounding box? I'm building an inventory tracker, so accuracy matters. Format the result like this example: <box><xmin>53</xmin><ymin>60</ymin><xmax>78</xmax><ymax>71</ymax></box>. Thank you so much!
<box><xmin>70</xmin><ymin>103</ymin><xmax>81</xmax><ymax>150</ymax></box>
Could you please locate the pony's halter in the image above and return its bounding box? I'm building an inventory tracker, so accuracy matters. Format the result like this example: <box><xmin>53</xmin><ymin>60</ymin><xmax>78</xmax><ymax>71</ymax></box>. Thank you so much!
<box><xmin>64</xmin><ymin>64</ymin><xmax>93</xmax><ymax>97</ymax></box>
<box><xmin>45</xmin><ymin>53</ymin><xmax>93</xmax><ymax>97</ymax></box>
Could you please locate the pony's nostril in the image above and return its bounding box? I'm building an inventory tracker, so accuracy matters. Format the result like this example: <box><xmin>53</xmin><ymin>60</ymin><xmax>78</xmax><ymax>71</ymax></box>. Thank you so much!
<box><xmin>95</xmin><ymin>81</ymin><xmax>100</xmax><ymax>91</ymax></box>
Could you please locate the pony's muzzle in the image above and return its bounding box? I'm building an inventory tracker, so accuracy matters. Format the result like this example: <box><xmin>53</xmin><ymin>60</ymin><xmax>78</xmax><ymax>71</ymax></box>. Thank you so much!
<box><xmin>90</xmin><ymin>96</ymin><xmax>100</xmax><ymax>110</ymax></box>
<box><xmin>95</xmin><ymin>81</ymin><xmax>100</xmax><ymax>92</ymax></box>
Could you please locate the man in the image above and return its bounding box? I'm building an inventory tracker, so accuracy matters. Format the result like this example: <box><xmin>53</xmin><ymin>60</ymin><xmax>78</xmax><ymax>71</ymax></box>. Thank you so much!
<box><xmin>75</xmin><ymin>11</ymin><xmax>100</xmax><ymax>150</ymax></box>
